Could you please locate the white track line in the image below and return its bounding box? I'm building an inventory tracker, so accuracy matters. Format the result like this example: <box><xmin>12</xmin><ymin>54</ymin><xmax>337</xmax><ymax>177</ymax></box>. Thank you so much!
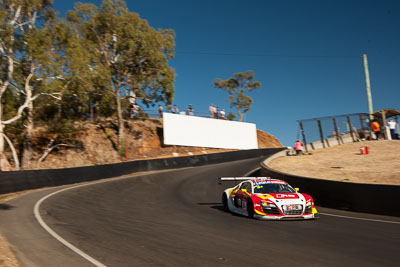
<box><xmin>34</xmin><ymin>183</ymin><xmax>108</xmax><ymax>267</ymax></box>
<box><xmin>33</xmin><ymin>169</ymin><xmax>178</xmax><ymax>266</ymax></box>
<box><xmin>319</xmin><ymin>212</ymin><xmax>400</xmax><ymax>225</ymax></box>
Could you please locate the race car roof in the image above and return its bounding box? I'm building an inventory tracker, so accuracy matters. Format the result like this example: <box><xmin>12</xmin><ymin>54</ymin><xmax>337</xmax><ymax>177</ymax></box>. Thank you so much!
<box><xmin>218</xmin><ymin>177</ymin><xmax>287</xmax><ymax>185</ymax></box>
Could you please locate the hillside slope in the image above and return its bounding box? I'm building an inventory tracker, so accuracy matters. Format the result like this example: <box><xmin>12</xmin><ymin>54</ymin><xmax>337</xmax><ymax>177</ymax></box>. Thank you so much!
<box><xmin>33</xmin><ymin>118</ymin><xmax>282</xmax><ymax>170</ymax></box>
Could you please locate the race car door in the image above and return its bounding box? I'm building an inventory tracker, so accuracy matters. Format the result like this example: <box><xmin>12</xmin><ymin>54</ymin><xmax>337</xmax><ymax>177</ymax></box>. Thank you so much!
<box><xmin>236</xmin><ymin>181</ymin><xmax>252</xmax><ymax>211</ymax></box>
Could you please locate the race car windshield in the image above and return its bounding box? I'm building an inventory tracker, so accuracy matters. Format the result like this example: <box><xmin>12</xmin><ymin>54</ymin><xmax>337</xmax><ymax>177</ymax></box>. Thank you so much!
<box><xmin>253</xmin><ymin>183</ymin><xmax>295</xmax><ymax>194</ymax></box>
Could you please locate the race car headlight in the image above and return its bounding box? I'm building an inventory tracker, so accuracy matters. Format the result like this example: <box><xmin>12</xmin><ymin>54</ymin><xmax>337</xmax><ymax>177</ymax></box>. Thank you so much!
<box><xmin>306</xmin><ymin>200</ymin><xmax>312</xmax><ymax>206</ymax></box>
<box><xmin>261</xmin><ymin>201</ymin><xmax>276</xmax><ymax>208</ymax></box>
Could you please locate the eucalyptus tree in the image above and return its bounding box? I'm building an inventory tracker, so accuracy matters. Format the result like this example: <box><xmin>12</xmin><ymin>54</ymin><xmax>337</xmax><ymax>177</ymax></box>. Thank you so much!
<box><xmin>0</xmin><ymin>0</ymin><xmax>58</xmax><ymax>170</ymax></box>
<box><xmin>213</xmin><ymin>70</ymin><xmax>261</xmax><ymax>122</ymax></box>
<box><xmin>67</xmin><ymin>0</ymin><xmax>175</xmax><ymax>153</ymax></box>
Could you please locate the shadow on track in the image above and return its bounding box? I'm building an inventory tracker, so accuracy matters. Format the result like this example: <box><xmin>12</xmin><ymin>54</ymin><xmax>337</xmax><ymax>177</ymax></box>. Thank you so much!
<box><xmin>0</xmin><ymin>204</ymin><xmax>14</xmax><ymax>210</ymax></box>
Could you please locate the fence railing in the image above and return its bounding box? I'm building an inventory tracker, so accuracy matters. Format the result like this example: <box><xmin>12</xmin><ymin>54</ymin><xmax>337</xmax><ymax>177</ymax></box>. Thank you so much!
<box><xmin>296</xmin><ymin>113</ymin><xmax>400</xmax><ymax>152</ymax></box>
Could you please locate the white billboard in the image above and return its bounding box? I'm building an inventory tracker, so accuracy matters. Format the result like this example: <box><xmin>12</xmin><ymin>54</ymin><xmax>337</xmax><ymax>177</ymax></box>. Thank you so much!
<box><xmin>163</xmin><ymin>113</ymin><xmax>258</xmax><ymax>149</ymax></box>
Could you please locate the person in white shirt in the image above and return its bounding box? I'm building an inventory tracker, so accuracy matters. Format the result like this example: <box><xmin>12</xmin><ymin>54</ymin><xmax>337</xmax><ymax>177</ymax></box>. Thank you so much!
<box><xmin>387</xmin><ymin>119</ymin><xmax>397</xmax><ymax>139</ymax></box>
<box><xmin>158</xmin><ymin>104</ymin><xmax>163</xmax><ymax>118</ymax></box>
<box><xmin>209</xmin><ymin>104</ymin><xmax>214</xmax><ymax>118</ymax></box>
<box><xmin>220</xmin><ymin>109</ymin><xmax>225</xmax><ymax>119</ymax></box>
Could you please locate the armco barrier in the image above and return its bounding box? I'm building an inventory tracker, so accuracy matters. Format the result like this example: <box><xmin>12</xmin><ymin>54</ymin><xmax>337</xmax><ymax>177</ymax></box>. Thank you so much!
<box><xmin>0</xmin><ymin>148</ymin><xmax>285</xmax><ymax>195</ymax></box>
<box><xmin>260</xmin><ymin>160</ymin><xmax>400</xmax><ymax>217</ymax></box>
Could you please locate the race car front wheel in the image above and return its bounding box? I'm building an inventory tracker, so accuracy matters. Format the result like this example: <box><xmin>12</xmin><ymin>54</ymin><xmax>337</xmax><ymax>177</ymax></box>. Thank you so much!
<box><xmin>222</xmin><ymin>193</ymin><xmax>229</xmax><ymax>212</ymax></box>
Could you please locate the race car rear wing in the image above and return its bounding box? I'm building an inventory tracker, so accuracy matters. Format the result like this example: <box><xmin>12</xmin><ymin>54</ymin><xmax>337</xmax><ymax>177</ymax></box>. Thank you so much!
<box><xmin>218</xmin><ymin>177</ymin><xmax>271</xmax><ymax>184</ymax></box>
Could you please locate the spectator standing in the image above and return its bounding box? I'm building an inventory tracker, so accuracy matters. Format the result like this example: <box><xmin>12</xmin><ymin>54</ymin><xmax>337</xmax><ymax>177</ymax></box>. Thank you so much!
<box><xmin>133</xmin><ymin>103</ymin><xmax>139</xmax><ymax>117</ymax></box>
<box><xmin>209</xmin><ymin>104</ymin><xmax>214</xmax><ymax>118</ymax></box>
<box><xmin>387</xmin><ymin>119</ymin><xmax>397</xmax><ymax>139</ymax></box>
<box><xmin>171</xmin><ymin>105</ymin><xmax>179</xmax><ymax>114</ymax></box>
<box><xmin>294</xmin><ymin>140</ymin><xmax>304</xmax><ymax>155</ymax></box>
<box><xmin>158</xmin><ymin>104</ymin><xmax>163</xmax><ymax>118</ymax></box>
<box><xmin>187</xmin><ymin>104</ymin><xmax>194</xmax><ymax>115</ymax></box>
<box><xmin>371</xmin><ymin>120</ymin><xmax>381</xmax><ymax>140</ymax></box>
<box><xmin>220</xmin><ymin>109</ymin><xmax>225</xmax><ymax>119</ymax></box>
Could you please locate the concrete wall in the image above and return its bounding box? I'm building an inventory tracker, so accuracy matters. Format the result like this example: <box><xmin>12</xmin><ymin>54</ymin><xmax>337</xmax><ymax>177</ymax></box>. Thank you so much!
<box><xmin>0</xmin><ymin>148</ymin><xmax>285</xmax><ymax>195</ymax></box>
<box><xmin>305</xmin><ymin>132</ymin><xmax>354</xmax><ymax>151</ymax></box>
<box><xmin>260</xmin><ymin>154</ymin><xmax>400</xmax><ymax>217</ymax></box>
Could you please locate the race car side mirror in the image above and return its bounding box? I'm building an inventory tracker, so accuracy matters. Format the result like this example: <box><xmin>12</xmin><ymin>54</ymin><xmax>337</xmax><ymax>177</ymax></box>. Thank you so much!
<box><xmin>295</xmin><ymin>188</ymin><xmax>299</xmax><ymax>192</ymax></box>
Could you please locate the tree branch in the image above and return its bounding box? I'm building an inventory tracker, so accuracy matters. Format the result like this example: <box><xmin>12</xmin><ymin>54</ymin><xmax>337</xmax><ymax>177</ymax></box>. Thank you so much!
<box><xmin>2</xmin><ymin>133</ymin><xmax>20</xmax><ymax>170</ymax></box>
<box><xmin>9</xmin><ymin>5</ymin><xmax>22</xmax><ymax>26</ymax></box>
<box><xmin>1</xmin><ymin>93</ymin><xmax>39</xmax><ymax>125</ymax></box>
<box><xmin>37</xmin><ymin>140</ymin><xmax>75</xmax><ymax>168</ymax></box>
<box><xmin>41</xmin><ymin>92</ymin><xmax>62</xmax><ymax>101</ymax></box>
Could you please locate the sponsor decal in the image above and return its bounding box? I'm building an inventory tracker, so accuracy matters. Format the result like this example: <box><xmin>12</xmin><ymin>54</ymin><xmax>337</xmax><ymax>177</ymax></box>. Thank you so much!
<box><xmin>282</xmin><ymin>204</ymin><xmax>302</xmax><ymax>211</ymax></box>
<box><xmin>275</xmin><ymin>194</ymin><xmax>298</xmax><ymax>199</ymax></box>
<box><xmin>312</xmin><ymin>207</ymin><xmax>318</xmax><ymax>214</ymax></box>
<box><xmin>254</xmin><ymin>180</ymin><xmax>286</xmax><ymax>185</ymax></box>
<box><xmin>258</xmin><ymin>194</ymin><xmax>273</xmax><ymax>200</ymax></box>
<box><xmin>255</xmin><ymin>209</ymin><xmax>266</xmax><ymax>215</ymax></box>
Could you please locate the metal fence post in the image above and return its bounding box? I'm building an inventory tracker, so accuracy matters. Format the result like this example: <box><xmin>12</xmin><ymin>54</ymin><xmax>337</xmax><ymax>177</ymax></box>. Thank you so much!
<box><xmin>346</xmin><ymin>116</ymin><xmax>355</xmax><ymax>142</ymax></box>
<box><xmin>332</xmin><ymin>117</ymin><xmax>341</xmax><ymax>145</ymax></box>
<box><xmin>316</xmin><ymin>119</ymin><xmax>326</xmax><ymax>148</ymax></box>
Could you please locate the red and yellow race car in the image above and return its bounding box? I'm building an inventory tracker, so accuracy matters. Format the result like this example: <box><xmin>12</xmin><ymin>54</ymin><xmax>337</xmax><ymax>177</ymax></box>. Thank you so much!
<box><xmin>220</xmin><ymin>177</ymin><xmax>317</xmax><ymax>220</ymax></box>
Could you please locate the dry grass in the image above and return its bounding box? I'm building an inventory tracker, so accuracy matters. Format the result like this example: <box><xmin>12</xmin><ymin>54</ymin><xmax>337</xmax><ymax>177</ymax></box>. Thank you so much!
<box><xmin>0</xmin><ymin>230</ymin><xmax>19</xmax><ymax>267</ymax></box>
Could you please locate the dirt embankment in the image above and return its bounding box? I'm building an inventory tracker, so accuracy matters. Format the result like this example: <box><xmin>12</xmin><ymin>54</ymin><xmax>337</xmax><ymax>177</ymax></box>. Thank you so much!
<box><xmin>267</xmin><ymin>140</ymin><xmax>400</xmax><ymax>185</ymax></box>
<box><xmin>11</xmin><ymin>118</ymin><xmax>282</xmax><ymax>170</ymax></box>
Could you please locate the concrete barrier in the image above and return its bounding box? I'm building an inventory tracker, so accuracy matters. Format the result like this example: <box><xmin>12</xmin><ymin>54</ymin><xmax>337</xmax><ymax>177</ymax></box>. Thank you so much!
<box><xmin>0</xmin><ymin>148</ymin><xmax>285</xmax><ymax>195</ymax></box>
<box><xmin>305</xmin><ymin>132</ymin><xmax>354</xmax><ymax>151</ymax></box>
<box><xmin>260</xmin><ymin>157</ymin><xmax>400</xmax><ymax>217</ymax></box>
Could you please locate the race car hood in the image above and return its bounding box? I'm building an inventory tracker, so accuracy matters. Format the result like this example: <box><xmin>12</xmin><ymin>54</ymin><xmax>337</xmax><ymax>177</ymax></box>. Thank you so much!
<box><xmin>257</xmin><ymin>193</ymin><xmax>299</xmax><ymax>199</ymax></box>
<box><xmin>256</xmin><ymin>193</ymin><xmax>306</xmax><ymax>205</ymax></box>
<box><xmin>268</xmin><ymin>193</ymin><xmax>299</xmax><ymax>199</ymax></box>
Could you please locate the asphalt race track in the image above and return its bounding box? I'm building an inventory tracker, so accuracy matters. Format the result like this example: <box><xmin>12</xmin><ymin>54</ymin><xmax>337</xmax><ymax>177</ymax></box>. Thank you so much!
<box><xmin>1</xmin><ymin>158</ymin><xmax>400</xmax><ymax>267</ymax></box>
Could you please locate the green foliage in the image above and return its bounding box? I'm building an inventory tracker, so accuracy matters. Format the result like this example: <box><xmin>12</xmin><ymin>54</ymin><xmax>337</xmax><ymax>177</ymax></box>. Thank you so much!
<box><xmin>104</xmin><ymin>128</ymin><xmax>111</xmax><ymax>138</ymax></box>
<box><xmin>0</xmin><ymin>0</ymin><xmax>177</xmax><ymax>165</ymax></box>
<box><xmin>213</xmin><ymin>70</ymin><xmax>261</xmax><ymax>121</ymax></box>
<box><xmin>66</xmin><ymin>0</ymin><xmax>176</xmax><ymax>108</ymax></box>
<box><xmin>227</xmin><ymin>112</ymin><xmax>236</xmax><ymax>121</ymax></box>
<box><xmin>63</xmin><ymin>0</ymin><xmax>176</xmax><ymax>151</ymax></box>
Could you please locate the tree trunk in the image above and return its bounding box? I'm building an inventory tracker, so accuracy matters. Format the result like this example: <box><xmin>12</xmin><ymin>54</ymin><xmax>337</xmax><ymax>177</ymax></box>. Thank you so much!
<box><xmin>237</xmin><ymin>109</ymin><xmax>243</xmax><ymax>122</ymax></box>
<box><xmin>0</xmin><ymin>106</ymin><xmax>11</xmax><ymax>171</ymax></box>
<box><xmin>115</xmin><ymin>90</ymin><xmax>125</xmax><ymax>153</ymax></box>
<box><xmin>89</xmin><ymin>96</ymin><xmax>94</xmax><ymax>121</ymax></box>
<box><xmin>21</xmin><ymin>101</ymin><xmax>34</xmax><ymax>169</ymax></box>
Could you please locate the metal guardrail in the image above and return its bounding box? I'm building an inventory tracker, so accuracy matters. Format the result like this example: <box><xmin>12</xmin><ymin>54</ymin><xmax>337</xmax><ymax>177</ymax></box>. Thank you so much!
<box><xmin>296</xmin><ymin>113</ymin><xmax>400</xmax><ymax>152</ymax></box>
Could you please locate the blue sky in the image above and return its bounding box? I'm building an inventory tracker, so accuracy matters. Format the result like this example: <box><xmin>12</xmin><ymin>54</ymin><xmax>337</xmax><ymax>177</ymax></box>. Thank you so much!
<box><xmin>54</xmin><ymin>0</ymin><xmax>400</xmax><ymax>146</ymax></box>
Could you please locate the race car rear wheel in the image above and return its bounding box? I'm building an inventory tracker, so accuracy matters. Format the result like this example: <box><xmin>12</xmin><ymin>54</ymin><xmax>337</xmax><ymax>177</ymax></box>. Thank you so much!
<box><xmin>247</xmin><ymin>199</ymin><xmax>254</xmax><ymax>218</ymax></box>
<box><xmin>222</xmin><ymin>193</ymin><xmax>229</xmax><ymax>212</ymax></box>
